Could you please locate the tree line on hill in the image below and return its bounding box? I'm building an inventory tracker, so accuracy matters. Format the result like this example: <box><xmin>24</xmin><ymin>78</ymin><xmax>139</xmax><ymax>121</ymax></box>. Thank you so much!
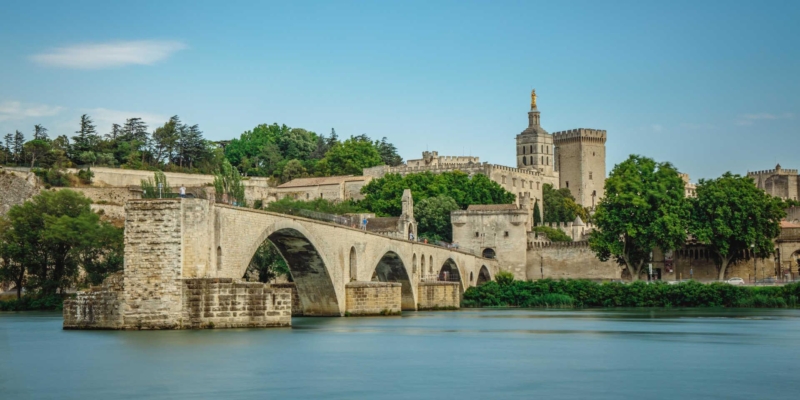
<box><xmin>0</xmin><ymin>117</ymin><xmax>403</xmax><ymax>186</ymax></box>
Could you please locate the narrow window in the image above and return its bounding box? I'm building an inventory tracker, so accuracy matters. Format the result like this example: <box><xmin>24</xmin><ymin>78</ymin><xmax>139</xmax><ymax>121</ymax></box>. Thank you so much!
<box><xmin>513</xmin><ymin>178</ymin><xmax>516</xmax><ymax>187</ymax></box>
<box><xmin>523</xmin><ymin>146</ymin><xmax>526</xmax><ymax>155</ymax></box>
<box><xmin>589</xmin><ymin>172</ymin><xmax>593</xmax><ymax>180</ymax></box>
<box><xmin>475</xmin><ymin>232</ymin><xmax>480</xmax><ymax>237</ymax></box>
<box><xmin>523</xmin><ymin>157</ymin><xmax>527</xmax><ymax>165</ymax></box>
<box><xmin>504</xmin><ymin>231</ymin><xmax>509</xmax><ymax>237</ymax></box>
<box><xmin>566</xmin><ymin>181</ymin><xmax>569</xmax><ymax>188</ymax></box>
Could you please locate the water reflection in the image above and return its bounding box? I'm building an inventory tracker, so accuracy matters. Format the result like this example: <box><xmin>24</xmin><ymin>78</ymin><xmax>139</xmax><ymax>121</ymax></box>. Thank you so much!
<box><xmin>2</xmin><ymin>309</ymin><xmax>800</xmax><ymax>399</ymax></box>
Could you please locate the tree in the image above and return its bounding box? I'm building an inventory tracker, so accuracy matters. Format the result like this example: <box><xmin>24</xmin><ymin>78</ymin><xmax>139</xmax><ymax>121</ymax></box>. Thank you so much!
<box><xmin>245</xmin><ymin>241</ymin><xmax>290</xmax><ymax>283</ymax></box>
<box><xmin>72</xmin><ymin>114</ymin><xmax>98</xmax><ymax>157</ymax></box>
<box><xmin>689</xmin><ymin>173</ymin><xmax>785</xmax><ymax>281</ymax></box>
<box><xmin>375</xmin><ymin>137</ymin><xmax>403</xmax><ymax>166</ymax></box>
<box><xmin>317</xmin><ymin>135</ymin><xmax>383</xmax><ymax>176</ymax></box>
<box><xmin>542</xmin><ymin>183</ymin><xmax>587</xmax><ymax>223</ymax></box>
<box><xmin>533</xmin><ymin>199</ymin><xmax>542</xmax><ymax>226</ymax></box>
<box><xmin>151</xmin><ymin>116</ymin><xmax>180</xmax><ymax>165</ymax></box>
<box><xmin>107</xmin><ymin>123</ymin><xmax>123</xmax><ymax>141</ymax></box>
<box><xmin>33</xmin><ymin>124</ymin><xmax>48</xmax><ymax>140</ymax></box>
<box><xmin>0</xmin><ymin>217</ymin><xmax>26</xmax><ymax>298</ymax></box>
<box><xmin>415</xmin><ymin>195</ymin><xmax>460</xmax><ymax>242</ymax></box>
<box><xmin>589</xmin><ymin>155</ymin><xmax>688</xmax><ymax>281</ymax></box>
<box><xmin>140</xmin><ymin>171</ymin><xmax>172</xmax><ymax>199</ymax></box>
<box><xmin>13</xmin><ymin>130</ymin><xmax>25</xmax><ymax>162</ymax></box>
<box><xmin>533</xmin><ymin>226</ymin><xmax>572</xmax><ymax>242</ymax></box>
<box><xmin>0</xmin><ymin>190</ymin><xmax>120</xmax><ymax>297</ymax></box>
<box><xmin>24</xmin><ymin>139</ymin><xmax>50</xmax><ymax>168</ymax></box>
<box><xmin>360</xmin><ymin>171</ymin><xmax>515</xmax><ymax>217</ymax></box>
<box><xmin>2</xmin><ymin>133</ymin><xmax>12</xmax><ymax>164</ymax></box>
<box><xmin>281</xmin><ymin>159</ymin><xmax>307</xmax><ymax>183</ymax></box>
<box><xmin>214</xmin><ymin>159</ymin><xmax>246</xmax><ymax>205</ymax></box>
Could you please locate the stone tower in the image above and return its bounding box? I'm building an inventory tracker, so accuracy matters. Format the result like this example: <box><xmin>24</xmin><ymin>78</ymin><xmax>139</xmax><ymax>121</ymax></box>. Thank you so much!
<box><xmin>552</xmin><ymin>128</ymin><xmax>607</xmax><ymax>209</ymax></box>
<box><xmin>516</xmin><ymin>89</ymin><xmax>554</xmax><ymax>176</ymax></box>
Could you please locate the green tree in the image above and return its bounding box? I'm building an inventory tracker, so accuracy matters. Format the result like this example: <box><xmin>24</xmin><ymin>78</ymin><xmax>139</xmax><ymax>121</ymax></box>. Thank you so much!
<box><xmin>72</xmin><ymin>114</ymin><xmax>98</xmax><ymax>158</ymax></box>
<box><xmin>0</xmin><ymin>190</ymin><xmax>119</xmax><ymax>296</ymax></box>
<box><xmin>214</xmin><ymin>159</ymin><xmax>246</xmax><ymax>205</ymax></box>
<box><xmin>140</xmin><ymin>171</ymin><xmax>172</xmax><ymax>199</ymax></box>
<box><xmin>375</xmin><ymin>137</ymin><xmax>403</xmax><ymax>166</ymax></box>
<box><xmin>542</xmin><ymin>183</ymin><xmax>587</xmax><ymax>223</ymax></box>
<box><xmin>317</xmin><ymin>135</ymin><xmax>383</xmax><ymax>176</ymax></box>
<box><xmin>533</xmin><ymin>199</ymin><xmax>542</xmax><ymax>226</ymax></box>
<box><xmin>24</xmin><ymin>139</ymin><xmax>50</xmax><ymax>168</ymax></box>
<box><xmin>689</xmin><ymin>173</ymin><xmax>785</xmax><ymax>281</ymax></box>
<box><xmin>360</xmin><ymin>171</ymin><xmax>515</xmax><ymax>217</ymax></box>
<box><xmin>281</xmin><ymin>159</ymin><xmax>307</xmax><ymax>183</ymax></box>
<box><xmin>589</xmin><ymin>155</ymin><xmax>688</xmax><ymax>281</ymax></box>
<box><xmin>245</xmin><ymin>241</ymin><xmax>291</xmax><ymax>283</ymax></box>
<box><xmin>415</xmin><ymin>195</ymin><xmax>460</xmax><ymax>242</ymax></box>
<box><xmin>533</xmin><ymin>226</ymin><xmax>572</xmax><ymax>242</ymax></box>
<box><xmin>33</xmin><ymin>124</ymin><xmax>48</xmax><ymax>140</ymax></box>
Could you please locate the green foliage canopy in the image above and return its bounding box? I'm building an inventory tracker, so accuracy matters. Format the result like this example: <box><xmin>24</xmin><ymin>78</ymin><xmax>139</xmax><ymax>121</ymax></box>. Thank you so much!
<box><xmin>360</xmin><ymin>171</ymin><xmax>516</xmax><ymax>217</ymax></box>
<box><xmin>689</xmin><ymin>172</ymin><xmax>785</xmax><ymax>280</ymax></box>
<box><xmin>414</xmin><ymin>195</ymin><xmax>460</xmax><ymax>242</ymax></box>
<box><xmin>589</xmin><ymin>155</ymin><xmax>688</xmax><ymax>281</ymax></box>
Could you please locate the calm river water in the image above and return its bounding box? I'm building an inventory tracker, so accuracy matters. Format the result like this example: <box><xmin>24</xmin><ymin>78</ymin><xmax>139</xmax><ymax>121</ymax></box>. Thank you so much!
<box><xmin>2</xmin><ymin>309</ymin><xmax>800</xmax><ymax>399</ymax></box>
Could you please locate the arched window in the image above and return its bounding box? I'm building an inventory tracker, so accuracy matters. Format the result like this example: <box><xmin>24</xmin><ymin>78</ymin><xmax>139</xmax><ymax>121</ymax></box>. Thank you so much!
<box><xmin>541</xmin><ymin>156</ymin><xmax>544</xmax><ymax>165</ymax></box>
<box><xmin>482</xmin><ymin>248</ymin><xmax>496</xmax><ymax>259</ymax></box>
<box><xmin>530</xmin><ymin>156</ymin><xmax>533</xmax><ymax>165</ymax></box>
<box><xmin>523</xmin><ymin>157</ymin><xmax>527</xmax><ymax>165</ymax></box>
<box><xmin>349</xmin><ymin>247</ymin><xmax>357</xmax><ymax>281</ymax></box>
<box><xmin>430</xmin><ymin>256</ymin><xmax>433</xmax><ymax>273</ymax></box>
<box><xmin>217</xmin><ymin>246</ymin><xmax>222</xmax><ymax>271</ymax></box>
<box><xmin>523</xmin><ymin>146</ymin><xmax>526</xmax><ymax>155</ymax></box>
<box><xmin>421</xmin><ymin>254</ymin><xmax>425</xmax><ymax>273</ymax></box>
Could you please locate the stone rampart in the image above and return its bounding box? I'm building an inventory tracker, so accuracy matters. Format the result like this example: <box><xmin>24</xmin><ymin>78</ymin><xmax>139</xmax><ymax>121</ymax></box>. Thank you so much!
<box><xmin>55</xmin><ymin>186</ymin><xmax>138</xmax><ymax>205</ymax></box>
<box><xmin>345</xmin><ymin>282</ymin><xmax>401</xmax><ymax>315</ymax></box>
<box><xmin>182</xmin><ymin>278</ymin><xmax>291</xmax><ymax>329</ymax></box>
<box><xmin>63</xmin><ymin>272</ymin><xmax>125</xmax><ymax>329</ymax></box>
<box><xmin>417</xmin><ymin>282</ymin><xmax>461</xmax><ymax>309</ymax></box>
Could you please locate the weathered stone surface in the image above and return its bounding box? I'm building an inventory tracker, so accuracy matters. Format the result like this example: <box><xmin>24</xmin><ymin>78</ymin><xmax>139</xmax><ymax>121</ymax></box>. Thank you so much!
<box><xmin>345</xmin><ymin>282</ymin><xmax>401</xmax><ymax>315</ymax></box>
<box><xmin>417</xmin><ymin>282</ymin><xmax>460</xmax><ymax>310</ymax></box>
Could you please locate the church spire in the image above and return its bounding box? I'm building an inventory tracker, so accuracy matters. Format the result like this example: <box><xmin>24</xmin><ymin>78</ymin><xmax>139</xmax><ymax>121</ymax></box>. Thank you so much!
<box><xmin>528</xmin><ymin>89</ymin><xmax>540</xmax><ymax>127</ymax></box>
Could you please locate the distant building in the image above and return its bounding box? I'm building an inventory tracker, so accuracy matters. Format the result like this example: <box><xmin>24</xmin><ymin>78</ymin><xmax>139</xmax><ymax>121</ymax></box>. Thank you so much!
<box><xmin>748</xmin><ymin>164</ymin><xmax>799</xmax><ymax>201</ymax></box>
<box><xmin>679</xmin><ymin>173</ymin><xmax>697</xmax><ymax>197</ymax></box>
<box><xmin>272</xmin><ymin>175</ymin><xmax>372</xmax><ymax>202</ymax></box>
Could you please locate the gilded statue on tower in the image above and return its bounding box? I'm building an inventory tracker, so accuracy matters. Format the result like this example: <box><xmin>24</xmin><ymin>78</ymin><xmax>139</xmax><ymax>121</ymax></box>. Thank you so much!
<box><xmin>531</xmin><ymin>89</ymin><xmax>537</xmax><ymax>108</ymax></box>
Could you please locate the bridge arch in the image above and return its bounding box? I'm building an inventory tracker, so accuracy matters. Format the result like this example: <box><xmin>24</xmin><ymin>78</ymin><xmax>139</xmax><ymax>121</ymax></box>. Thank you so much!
<box><xmin>241</xmin><ymin>220</ymin><xmax>341</xmax><ymax>316</ymax></box>
<box><xmin>438</xmin><ymin>258</ymin><xmax>463</xmax><ymax>288</ymax></box>
<box><xmin>370</xmin><ymin>245</ymin><xmax>416</xmax><ymax>310</ymax></box>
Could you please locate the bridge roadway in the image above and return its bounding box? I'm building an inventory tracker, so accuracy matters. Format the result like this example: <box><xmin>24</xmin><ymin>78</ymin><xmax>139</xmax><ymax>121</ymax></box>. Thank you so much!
<box><xmin>162</xmin><ymin>199</ymin><xmax>497</xmax><ymax>316</ymax></box>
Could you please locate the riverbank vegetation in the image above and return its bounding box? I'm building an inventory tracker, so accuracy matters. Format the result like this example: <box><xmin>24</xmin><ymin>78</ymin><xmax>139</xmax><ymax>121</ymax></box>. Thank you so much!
<box><xmin>463</xmin><ymin>275</ymin><xmax>800</xmax><ymax>309</ymax></box>
<box><xmin>0</xmin><ymin>190</ymin><xmax>123</xmax><ymax>310</ymax></box>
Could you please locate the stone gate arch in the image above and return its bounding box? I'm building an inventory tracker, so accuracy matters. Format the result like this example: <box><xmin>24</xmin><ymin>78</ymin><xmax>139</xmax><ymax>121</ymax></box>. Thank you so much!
<box><xmin>438</xmin><ymin>258</ymin><xmax>463</xmax><ymax>289</ymax></box>
<box><xmin>239</xmin><ymin>220</ymin><xmax>341</xmax><ymax>316</ymax></box>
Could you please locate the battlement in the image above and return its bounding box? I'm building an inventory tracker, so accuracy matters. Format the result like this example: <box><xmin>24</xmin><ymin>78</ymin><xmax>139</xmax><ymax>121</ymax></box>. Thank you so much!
<box><xmin>552</xmin><ymin>128</ymin><xmax>607</xmax><ymax>144</ymax></box>
<box><xmin>748</xmin><ymin>168</ymin><xmax>799</xmax><ymax>176</ymax></box>
<box><xmin>364</xmin><ymin>161</ymin><xmax>546</xmax><ymax>179</ymax></box>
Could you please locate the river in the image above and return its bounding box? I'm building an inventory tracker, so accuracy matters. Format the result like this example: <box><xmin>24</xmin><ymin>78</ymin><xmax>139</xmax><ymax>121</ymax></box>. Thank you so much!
<box><xmin>2</xmin><ymin>308</ymin><xmax>800</xmax><ymax>399</ymax></box>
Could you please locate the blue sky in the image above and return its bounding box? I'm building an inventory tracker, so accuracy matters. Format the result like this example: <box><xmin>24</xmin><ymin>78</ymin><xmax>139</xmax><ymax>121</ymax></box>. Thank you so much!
<box><xmin>1</xmin><ymin>0</ymin><xmax>798</xmax><ymax>180</ymax></box>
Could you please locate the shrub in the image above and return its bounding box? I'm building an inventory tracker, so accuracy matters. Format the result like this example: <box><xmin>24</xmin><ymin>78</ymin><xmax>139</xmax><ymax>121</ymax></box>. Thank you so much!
<box><xmin>495</xmin><ymin>271</ymin><xmax>515</xmax><ymax>286</ymax></box>
<box><xmin>77</xmin><ymin>167</ymin><xmax>94</xmax><ymax>184</ymax></box>
<box><xmin>462</xmin><ymin>279</ymin><xmax>798</xmax><ymax>309</ymax></box>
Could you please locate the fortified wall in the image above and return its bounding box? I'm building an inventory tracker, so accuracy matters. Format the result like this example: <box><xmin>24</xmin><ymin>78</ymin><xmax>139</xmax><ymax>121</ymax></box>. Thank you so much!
<box><xmin>748</xmin><ymin>164</ymin><xmax>800</xmax><ymax>201</ymax></box>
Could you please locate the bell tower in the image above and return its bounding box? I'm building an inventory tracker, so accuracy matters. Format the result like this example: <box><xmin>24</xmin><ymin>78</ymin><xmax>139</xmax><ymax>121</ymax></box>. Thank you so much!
<box><xmin>516</xmin><ymin>89</ymin><xmax>554</xmax><ymax>176</ymax></box>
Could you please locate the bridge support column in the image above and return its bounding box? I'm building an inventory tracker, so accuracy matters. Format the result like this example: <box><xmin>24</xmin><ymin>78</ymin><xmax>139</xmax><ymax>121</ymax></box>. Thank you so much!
<box><xmin>345</xmin><ymin>282</ymin><xmax>401</xmax><ymax>316</ymax></box>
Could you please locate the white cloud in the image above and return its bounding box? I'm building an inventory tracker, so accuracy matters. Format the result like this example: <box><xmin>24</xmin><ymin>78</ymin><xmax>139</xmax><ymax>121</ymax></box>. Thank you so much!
<box><xmin>31</xmin><ymin>40</ymin><xmax>187</xmax><ymax>69</ymax></box>
<box><xmin>84</xmin><ymin>108</ymin><xmax>169</xmax><ymax>131</ymax></box>
<box><xmin>0</xmin><ymin>101</ymin><xmax>64</xmax><ymax>122</ymax></box>
<box><xmin>736</xmin><ymin>112</ymin><xmax>794</xmax><ymax>126</ymax></box>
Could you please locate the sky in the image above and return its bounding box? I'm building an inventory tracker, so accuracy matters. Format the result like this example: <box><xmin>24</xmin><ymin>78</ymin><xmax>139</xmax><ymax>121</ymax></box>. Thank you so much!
<box><xmin>1</xmin><ymin>0</ymin><xmax>798</xmax><ymax>180</ymax></box>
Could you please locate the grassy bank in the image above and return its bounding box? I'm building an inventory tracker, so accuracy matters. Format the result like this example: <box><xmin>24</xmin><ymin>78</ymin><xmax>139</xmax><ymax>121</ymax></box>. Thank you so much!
<box><xmin>462</xmin><ymin>279</ymin><xmax>800</xmax><ymax>308</ymax></box>
<box><xmin>0</xmin><ymin>294</ymin><xmax>65</xmax><ymax>311</ymax></box>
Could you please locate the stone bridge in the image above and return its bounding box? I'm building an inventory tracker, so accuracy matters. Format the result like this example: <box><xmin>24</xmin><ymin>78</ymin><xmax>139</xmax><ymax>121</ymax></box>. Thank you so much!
<box><xmin>127</xmin><ymin>198</ymin><xmax>498</xmax><ymax>319</ymax></box>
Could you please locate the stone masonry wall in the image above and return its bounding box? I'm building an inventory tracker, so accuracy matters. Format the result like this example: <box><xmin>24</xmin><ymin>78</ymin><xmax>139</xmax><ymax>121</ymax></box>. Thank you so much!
<box><xmin>528</xmin><ymin>242</ymin><xmax>621</xmax><ymax>280</ymax></box>
<box><xmin>123</xmin><ymin>199</ymin><xmax>185</xmax><ymax>329</ymax></box>
<box><xmin>182</xmin><ymin>278</ymin><xmax>291</xmax><ymax>329</ymax></box>
<box><xmin>345</xmin><ymin>282</ymin><xmax>401</xmax><ymax>315</ymax></box>
<box><xmin>63</xmin><ymin>272</ymin><xmax>125</xmax><ymax>329</ymax></box>
<box><xmin>417</xmin><ymin>282</ymin><xmax>460</xmax><ymax>309</ymax></box>
<box><xmin>270</xmin><ymin>283</ymin><xmax>303</xmax><ymax>316</ymax></box>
